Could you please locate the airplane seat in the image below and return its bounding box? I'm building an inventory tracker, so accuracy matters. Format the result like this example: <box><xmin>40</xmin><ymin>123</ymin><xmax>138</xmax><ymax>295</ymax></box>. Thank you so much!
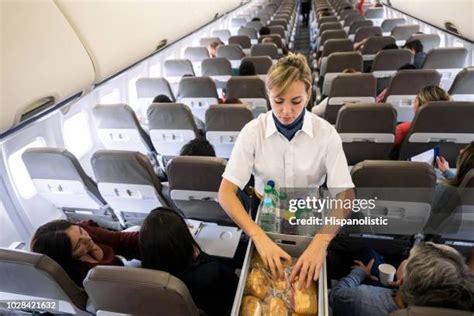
<box><xmin>166</xmin><ymin>156</ymin><xmax>234</xmax><ymax>225</ymax></box>
<box><xmin>365</xmin><ymin>7</ymin><xmax>384</xmax><ymax>25</ymax></box>
<box><xmin>183</xmin><ymin>47</ymin><xmax>210</xmax><ymax>77</ymax></box>
<box><xmin>325</xmin><ymin>73</ymin><xmax>376</xmax><ymax>124</ymax></box>
<box><xmin>384</xmin><ymin>69</ymin><xmax>442</xmax><ymax>122</ymax></box>
<box><xmin>371</xmin><ymin>49</ymin><xmax>414</xmax><ymax>92</ymax></box>
<box><xmin>163</xmin><ymin>59</ymin><xmax>195</xmax><ymax>95</ymax></box>
<box><xmin>244</xmin><ymin>21</ymin><xmax>263</xmax><ymax>33</ymax></box>
<box><xmin>406</xmin><ymin>34</ymin><xmax>441</xmax><ymax>52</ymax></box>
<box><xmin>216</xmin><ymin>44</ymin><xmax>244</xmax><ymax>68</ymax></box>
<box><xmin>211</xmin><ymin>29</ymin><xmax>231</xmax><ymax>44</ymax></box>
<box><xmin>352</xmin><ymin>26</ymin><xmax>382</xmax><ymax>44</ymax></box>
<box><xmin>318</xmin><ymin>39</ymin><xmax>354</xmax><ymax>74</ymax></box>
<box><xmin>343</xmin><ymin>14</ymin><xmax>365</xmax><ymax>30</ymax></box>
<box><xmin>336</xmin><ymin>103</ymin><xmax>396</xmax><ymax>165</ymax></box>
<box><xmin>381</xmin><ymin>18</ymin><xmax>406</xmax><ymax>35</ymax></box>
<box><xmin>258</xmin><ymin>34</ymin><xmax>285</xmax><ymax>53</ymax></box>
<box><xmin>92</xmin><ymin>104</ymin><xmax>155</xmax><ymax>156</ymax></box>
<box><xmin>351</xmin><ymin>160</ymin><xmax>436</xmax><ymax>236</ymax></box>
<box><xmin>421</xmin><ymin>47</ymin><xmax>469</xmax><ymax>90</ymax></box>
<box><xmin>268</xmin><ymin>25</ymin><xmax>287</xmax><ymax>43</ymax></box>
<box><xmin>399</xmin><ymin>101</ymin><xmax>474</xmax><ymax>166</ymax></box>
<box><xmin>268</xmin><ymin>19</ymin><xmax>288</xmax><ymax>31</ymax></box>
<box><xmin>448</xmin><ymin>68</ymin><xmax>474</xmax><ymax>101</ymax></box>
<box><xmin>250</xmin><ymin>43</ymin><xmax>279</xmax><ymax>60</ymax></box>
<box><xmin>199</xmin><ymin>37</ymin><xmax>222</xmax><ymax>48</ymax></box>
<box><xmin>0</xmin><ymin>248</ymin><xmax>89</xmax><ymax>315</ymax></box>
<box><xmin>201</xmin><ymin>58</ymin><xmax>232</xmax><ymax>91</ymax></box>
<box><xmin>318</xmin><ymin>29</ymin><xmax>348</xmax><ymax>52</ymax></box>
<box><xmin>347</xmin><ymin>20</ymin><xmax>373</xmax><ymax>37</ymax></box>
<box><xmin>205</xmin><ymin>104</ymin><xmax>253</xmax><ymax>159</ymax></box>
<box><xmin>22</xmin><ymin>147</ymin><xmax>122</xmax><ymax>230</ymax></box>
<box><xmin>147</xmin><ymin>103</ymin><xmax>199</xmax><ymax>157</ymax></box>
<box><xmin>316</xmin><ymin>16</ymin><xmax>338</xmax><ymax>29</ymax></box>
<box><xmin>318</xmin><ymin>22</ymin><xmax>343</xmax><ymax>35</ymax></box>
<box><xmin>228</xmin><ymin>35</ymin><xmax>252</xmax><ymax>51</ymax></box>
<box><xmin>360</xmin><ymin>36</ymin><xmax>396</xmax><ymax>63</ymax></box>
<box><xmin>230</xmin><ymin>18</ymin><xmax>247</xmax><ymax>34</ymax></box>
<box><xmin>339</xmin><ymin>10</ymin><xmax>358</xmax><ymax>22</ymax></box>
<box><xmin>389</xmin><ymin>306</ymin><xmax>473</xmax><ymax>316</ymax></box>
<box><xmin>320</xmin><ymin>52</ymin><xmax>363</xmax><ymax>96</ymax></box>
<box><xmin>135</xmin><ymin>77</ymin><xmax>175</xmax><ymax>114</ymax></box>
<box><xmin>176</xmin><ymin>77</ymin><xmax>218</xmax><ymax>122</ymax></box>
<box><xmin>238</xmin><ymin>26</ymin><xmax>258</xmax><ymax>44</ymax></box>
<box><xmin>226</xmin><ymin>76</ymin><xmax>269</xmax><ymax>117</ymax></box>
<box><xmin>390</xmin><ymin>24</ymin><xmax>420</xmax><ymax>46</ymax></box>
<box><xmin>91</xmin><ymin>150</ymin><xmax>171</xmax><ymax>225</ymax></box>
<box><xmin>241</xmin><ymin>56</ymin><xmax>273</xmax><ymax>80</ymax></box>
<box><xmin>83</xmin><ymin>266</ymin><xmax>200</xmax><ymax>316</ymax></box>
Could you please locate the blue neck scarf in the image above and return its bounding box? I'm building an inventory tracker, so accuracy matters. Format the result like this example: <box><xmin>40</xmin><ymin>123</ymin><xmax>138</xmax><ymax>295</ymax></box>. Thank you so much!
<box><xmin>272</xmin><ymin>110</ymin><xmax>305</xmax><ymax>141</ymax></box>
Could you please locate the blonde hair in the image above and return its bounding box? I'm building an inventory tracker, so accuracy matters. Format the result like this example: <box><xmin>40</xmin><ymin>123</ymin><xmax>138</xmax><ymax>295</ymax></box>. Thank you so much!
<box><xmin>266</xmin><ymin>53</ymin><xmax>312</xmax><ymax>96</ymax></box>
<box><xmin>417</xmin><ymin>85</ymin><xmax>450</xmax><ymax>106</ymax></box>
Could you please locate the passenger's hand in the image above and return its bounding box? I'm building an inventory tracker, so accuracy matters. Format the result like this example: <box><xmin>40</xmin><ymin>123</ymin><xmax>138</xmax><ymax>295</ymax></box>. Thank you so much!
<box><xmin>290</xmin><ymin>237</ymin><xmax>328</xmax><ymax>289</ymax></box>
<box><xmin>253</xmin><ymin>232</ymin><xmax>291</xmax><ymax>279</ymax></box>
<box><xmin>352</xmin><ymin>259</ymin><xmax>379</xmax><ymax>281</ymax></box>
<box><xmin>436</xmin><ymin>156</ymin><xmax>449</xmax><ymax>172</ymax></box>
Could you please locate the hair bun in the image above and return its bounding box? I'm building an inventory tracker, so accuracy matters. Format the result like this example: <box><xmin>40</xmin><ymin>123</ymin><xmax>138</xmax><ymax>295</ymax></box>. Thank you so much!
<box><xmin>280</xmin><ymin>53</ymin><xmax>306</xmax><ymax>69</ymax></box>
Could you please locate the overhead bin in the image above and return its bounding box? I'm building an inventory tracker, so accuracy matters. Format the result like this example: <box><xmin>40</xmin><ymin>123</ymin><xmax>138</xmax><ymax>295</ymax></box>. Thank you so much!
<box><xmin>54</xmin><ymin>0</ymin><xmax>241</xmax><ymax>83</ymax></box>
<box><xmin>0</xmin><ymin>0</ymin><xmax>95</xmax><ymax>133</ymax></box>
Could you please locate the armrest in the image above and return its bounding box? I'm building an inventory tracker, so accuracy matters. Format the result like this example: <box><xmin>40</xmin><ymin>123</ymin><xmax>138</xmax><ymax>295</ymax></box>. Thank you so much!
<box><xmin>8</xmin><ymin>241</ymin><xmax>26</xmax><ymax>250</ymax></box>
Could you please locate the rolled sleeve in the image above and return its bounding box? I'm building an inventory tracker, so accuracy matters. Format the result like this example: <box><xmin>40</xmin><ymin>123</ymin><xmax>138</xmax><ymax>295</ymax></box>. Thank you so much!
<box><xmin>222</xmin><ymin>123</ymin><xmax>256</xmax><ymax>190</ymax></box>
<box><xmin>325</xmin><ymin>127</ymin><xmax>354</xmax><ymax>189</ymax></box>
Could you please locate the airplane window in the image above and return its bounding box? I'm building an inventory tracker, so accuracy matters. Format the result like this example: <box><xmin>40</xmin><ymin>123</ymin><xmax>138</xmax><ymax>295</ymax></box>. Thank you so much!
<box><xmin>128</xmin><ymin>76</ymin><xmax>140</xmax><ymax>111</ymax></box>
<box><xmin>0</xmin><ymin>201</ymin><xmax>22</xmax><ymax>247</ymax></box>
<box><xmin>100</xmin><ymin>88</ymin><xmax>121</xmax><ymax>104</ymax></box>
<box><xmin>63</xmin><ymin>112</ymin><xmax>93</xmax><ymax>159</ymax></box>
<box><xmin>7</xmin><ymin>137</ymin><xmax>46</xmax><ymax>199</ymax></box>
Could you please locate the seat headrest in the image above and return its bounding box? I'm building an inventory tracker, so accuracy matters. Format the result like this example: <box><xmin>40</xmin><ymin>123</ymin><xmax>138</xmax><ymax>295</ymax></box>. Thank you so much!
<box><xmin>329</xmin><ymin>73</ymin><xmax>376</xmax><ymax>97</ymax></box>
<box><xmin>184</xmin><ymin>47</ymin><xmax>210</xmax><ymax>62</ymax></box>
<box><xmin>226</xmin><ymin>77</ymin><xmax>267</xmax><ymax>99</ymax></box>
<box><xmin>449</xmin><ymin>68</ymin><xmax>474</xmax><ymax>95</ymax></box>
<box><xmin>201</xmin><ymin>58</ymin><xmax>232</xmax><ymax>76</ymax></box>
<box><xmin>205</xmin><ymin>104</ymin><xmax>253</xmax><ymax>131</ymax></box>
<box><xmin>135</xmin><ymin>77</ymin><xmax>174</xmax><ymax>101</ymax></box>
<box><xmin>84</xmin><ymin>266</ymin><xmax>198</xmax><ymax>316</ymax></box>
<box><xmin>167</xmin><ymin>156</ymin><xmax>226</xmax><ymax>191</ymax></box>
<box><xmin>164</xmin><ymin>59</ymin><xmax>195</xmax><ymax>77</ymax></box>
<box><xmin>410</xmin><ymin>101</ymin><xmax>474</xmax><ymax>133</ymax></box>
<box><xmin>92</xmin><ymin>104</ymin><xmax>141</xmax><ymax>129</ymax></box>
<box><xmin>177</xmin><ymin>77</ymin><xmax>218</xmax><ymax>99</ymax></box>
<box><xmin>336</xmin><ymin>103</ymin><xmax>396</xmax><ymax>133</ymax></box>
<box><xmin>387</xmin><ymin>70</ymin><xmax>441</xmax><ymax>95</ymax></box>
<box><xmin>422</xmin><ymin>47</ymin><xmax>468</xmax><ymax>69</ymax></box>
<box><xmin>147</xmin><ymin>103</ymin><xmax>199</xmax><ymax>134</ymax></box>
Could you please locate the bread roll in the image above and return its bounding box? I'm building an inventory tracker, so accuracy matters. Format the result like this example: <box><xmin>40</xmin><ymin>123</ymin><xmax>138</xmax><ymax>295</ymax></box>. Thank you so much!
<box><xmin>241</xmin><ymin>296</ymin><xmax>262</xmax><ymax>316</ymax></box>
<box><xmin>267</xmin><ymin>297</ymin><xmax>287</xmax><ymax>316</ymax></box>
<box><xmin>250</xmin><ymin>252</ymin><xmax>266</xmax><ymax>269</ymax></box>
<box><xmin>292</xmin><ymin>281</ymin><xmax>317</xmax><ymax>315</ymax></box>
<box><xmin>245</xmin><ymin>267</ymin><xmax>270</xmax><ymax>300</ymax></box>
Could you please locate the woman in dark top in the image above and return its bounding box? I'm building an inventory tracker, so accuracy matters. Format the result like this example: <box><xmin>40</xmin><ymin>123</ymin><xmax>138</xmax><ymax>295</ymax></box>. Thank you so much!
<box><xmin>31</xmin><ymin>219</ymin><xmax>140</xmax><ymax>287</ymax></box>
<box><xmin>140</xmin><ymin>207</ymin><xmax>238</xmax><ymax>316</ymax></box>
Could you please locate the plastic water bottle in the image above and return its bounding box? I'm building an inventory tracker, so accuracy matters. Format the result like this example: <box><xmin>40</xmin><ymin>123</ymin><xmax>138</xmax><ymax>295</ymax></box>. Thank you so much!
<box><xmin>260</xmin><ymin>198</ymin><xmax>275</xmax><ymax>232</ymax></box>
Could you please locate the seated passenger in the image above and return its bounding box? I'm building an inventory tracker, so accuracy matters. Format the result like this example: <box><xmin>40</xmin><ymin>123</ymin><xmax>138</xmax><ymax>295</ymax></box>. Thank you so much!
<box><xmin>259</xmin><ymin>26</ymin><xmax>270</xmax><ymax>36</ymax></box>
<box><xmin>330</xmin><ymin>242</ymin><xmax>474</xmax><ymax>316</ymax></box>
<box><xmin>261</xmin><ymin>37</ymin><xmax>273</xmax><ymax>44</ymax></box>
<box><xmin>311</xmin><ymin>68</ymin><xmax>358</xmax><ymax>117</ymax></box>
<box><xmin>180</xmin><ymin>137</ymin><xmax>216</xmax><ymax>157</ymax></box>
<box><xmin>239</xmin><ymin>60</ymin><xmax>256</xmax><ymax>76</ymax></box>
<box><xmin>394</xmin><ymin>85</ymin><xmax>451</xmax><ymax>148</ymax></box>
<box><xmin>224</xmin><ymin>97</ymin><xmax>243</xmax><ymax>104</ymax></box>
<box><xmin>31</xmin><ymin>220</ymin><xmax>140</xmax><ymax>287</ymax></box>
<box><xmin>153</xmin><ymin>94</ymin><xmax>172</xmax><ymax>103</ymax></box>
<box><xmin>207</xmin><ymin>41</ymin><xmax>221</xmax><ymax>58</ymax></box>
<box><xmin>425</xmin><ymin>142</ymin><xmax>474</xmax><ymax>233</ymax></box>
<box><xmin>140</xmin><ymin>207</ymin><xmax>238</xmax><ymax>316</ymax></box>
<box><xmin>403</xmin><ymin>39</ymin><xmax>427</xmax><ymax>69</ymax></box>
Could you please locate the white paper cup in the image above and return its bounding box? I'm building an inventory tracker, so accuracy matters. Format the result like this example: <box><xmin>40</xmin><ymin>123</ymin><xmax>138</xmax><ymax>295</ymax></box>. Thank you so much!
<box><xmin>378</xmin><ymin>263</ymin><xmax>396</xmax><ymax>286</ymax></box>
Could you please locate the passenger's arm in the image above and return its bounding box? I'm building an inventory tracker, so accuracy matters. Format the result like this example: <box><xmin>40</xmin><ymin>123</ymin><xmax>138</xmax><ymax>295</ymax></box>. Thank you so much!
<box><xmin>219</xmin><ymin>179</ymin><xmax>291</xmax><ymax>278</ymax></box>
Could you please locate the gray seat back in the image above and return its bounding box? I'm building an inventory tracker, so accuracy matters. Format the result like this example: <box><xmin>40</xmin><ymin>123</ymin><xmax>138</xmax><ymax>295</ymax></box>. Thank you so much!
<box><xmin>136</xmin><ymin>77</ymin><xmax>175</xmax><ymax>103</ymax></box>
<box><xmin>167</xmin><ymin>156</ymin><xmax>234</xmax><ymax>225</ymax></box>
<box><xmin>226</xmin><ymin>77</ymin><xmax>268</xmax><ymax>116</ymax></box>
<box><xmin>385</xmin><ymin>69</ymin><xmax>442</xmax><ymax>122</ymax></box>
<box><xmin>391</xmin><ymin>24</ymin><xmax>420</xmax><ymax>45</ymax></box>
<box><xmin>238</xmin><ymin>26</ymin><xmax>258</xmax><ymax>40</ymax></box>
<box><xmin>339</xmin><ymin>9</ymin><xmax>358</xmax><ymax>21</ymax></box>
<box><xmin>84</xmin><ymin>266</ymin><xmax>199</xmax><ymax>316</ymax></box>
<box><xmin>422</xmin><ymin>47</ymin><xmax>469</xmax><ymax>90</ymax></box>
<box><xmin>258</xmin><ymin>34</ymin><xmax>284</xmax><ymax>49</ymax></box>
<box><xmin>268</xmin><ymin>25</ymin><xmax>286</xmax><ymax>41</ymax></box>
<box><xmin>201</xmin><ymin>57</ymin><xmax>232</xmax><ymax>76</ymax></box>
<box><xmin>361</xmin><ymin>36</ymin><xmax>396</xmax><ymax>56</ymax></box>
<box><xmin>319</xmin><ymin>21</ymin><xmax>343</xmax><ymax>34</ymax></box>
<box><xmin>381</xmin><ymin>18</ymin><xmax>406</xmax><ymax>33</ymax></box>
<box><xmin>268</xmin><ymin>19</ymin><xmax>287</xmax><ymax>30</ymax></box>
<box><xmin>320</xmin><ymin>29</ymin><xmax>348</xmax><ymax>49</ymax></box>
<box><xmin>0</xmin><ymin>248</ymin><xmax>88</xmax><ymax>314</ymax></box>
<box><xmin>389</xmin><ymin>306</ymin><xmax>473</xmax><ymax>316</ymax></box>
<box><xmin>91</xmin><ymin>150</ymin><xmax>168</xmax><ymax>219</ymax></box>
<box><xmin>230</xmin><ymin>17</ymin><xmax>247</xmax><ymax>29</ymax></box>
<box><xmin>147</xmin><ymin>103</ymin><xmax>199</xmax><ymax>156</ymax></box>
<box><xmin>250</xmin><ymin>43</ymin><xmax>279</xmax><ymax>59</ymax></box>
<box><xmin>176</xmin><ymin>77</ymin><xmax>218</xmax><ymax>121</ymax></box>
<box><xmin>448</xmin><ymin>68</ymin><xmax>474</xmax><ymax>101</ymax></box>
<box><xmin>92</xmin><ymin>104</ymin><xmax>155</xmax><ymax>155</ymax></box>
<box><xmin>245</xmin><ymin>21</ymin><xmax>263</xmax><ymax>31</ymax></box>
<box><xmin>317</xmin><ymin>16</ymin><xmax>338</xmax><ymax>27</ymax></box>
<box><xmin>216</xmin><ymin>44</ymin><xmax>244</xmax><ymax>68</ymax></box>
<box><xmin>212</xmin><ymin>29</ymin><xmax>231</xmax><ymax>43</ymax></box>
<box><xmin>351</xmin><ymin>160</ymin><xmax>436</xmax><ymax>235</ymax></box>
<box><xmin>406</xmin><ymin>34</ymin><xmax>441</xmax><ymax>52</ymax></box>
<box><xmin>348</xmin><ymin>20</ymin><xmax>373</xmax><ymax>35</ymax></box>
<box><xmin>365</xmin><ymin>7</ymin><xmax>384</xmax><ymax>19</ymax></box>
<box><xmin>343</xmin><ymin>14</ymin><xmax>364</xmax><ymax>27</ymax></box>
<box><xmin>241</xmin><ymin>56</ymin><xmax>273</xmax><ymax>76</ymax></box>
<box><xmin>205</xmin><ymin>104</ymin><xmax>253</xmax><ymax>158</ymax></box>
<box><xmin>183</xmin><ymin>47</ymin><xmax>209</xmax><ymax>62</ymax></box>
<box><xmin>336</xmin><ymin>103</ymin><xmax>396</xmax><ymax>165</ymax></box>
<box><xmin>371</xmin><ymin>49</ymin><xmax>414</xmax><ymax>78</ymax></box>
<box><xmin>399</xmin><ymin>101</ymin><xmax>474</xmax><ymax>165</ymax></box>
<box><xmin>321</xmin><ymin>39</ymin><xmax>354</xmax><ymax>58</ymax></box>
<box><xmin>163</xmin><ymin>59</ymin><xmax>195</xmax><ymax>86</ymax></box>
<box><xmin>199</xmin><ymin>37</ymin><xmax>222</xmax><ymax>47</ymax></box>
<box><xmin>229</xmin><ymin>35</ymin><xmax>251</xmax><ymax>49</ymax></box>
<box><xmin>353</xmin><ymin>26</ymin><xmax>382</xmax><ymax>44</ymax></box>
<box><xmin>321</xmin><ymin>52</ymin><xmax>363</xmax><ymax>95</ymax></box>
<box><xmin>326</xmin><ymin>73</ymin><xmax>377</xmax><ymax>124</ymax></box>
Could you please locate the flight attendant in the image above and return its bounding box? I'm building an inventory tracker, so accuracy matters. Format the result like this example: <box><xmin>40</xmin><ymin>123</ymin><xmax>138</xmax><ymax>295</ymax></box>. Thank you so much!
<box><xmin>218</xmin><ymin>53</ymin><xmax>355</xmax><ymax>288</ymax></box>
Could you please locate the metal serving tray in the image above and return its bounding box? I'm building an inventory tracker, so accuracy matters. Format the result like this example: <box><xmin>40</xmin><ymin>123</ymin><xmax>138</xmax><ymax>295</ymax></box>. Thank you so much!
<box><xmin>231</xmin><ymin>231</ymin><xmax>329</xmax><ymax>316</ymax></box>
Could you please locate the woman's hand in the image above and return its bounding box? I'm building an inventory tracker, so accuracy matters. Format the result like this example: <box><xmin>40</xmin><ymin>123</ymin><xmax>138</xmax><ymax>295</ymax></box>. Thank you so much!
<box><xmin>253</xmin><ymin>232</ymin><xmax>291</xmax><ymax>279</ymax></box>
<box><xmin>352</xmin><ymin>258</ymin><xmax>379</xmax><ymax>281</ymax></box>
<box><xmin>436</xmin><ymin>156</ymin><xmax>450</xmax><ymax>172</ymax></box>
<box><xmin>290</xmin><ymin>236</ymin><xmax>329</xmax><ymax>289</ymax></box>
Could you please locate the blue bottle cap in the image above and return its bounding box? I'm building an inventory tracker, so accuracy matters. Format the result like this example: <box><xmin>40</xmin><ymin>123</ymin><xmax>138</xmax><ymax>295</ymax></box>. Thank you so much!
<box><xmin>267</xmin><ymin>180</ymin><xmax>275</xmax><ymax>188</ymax></box>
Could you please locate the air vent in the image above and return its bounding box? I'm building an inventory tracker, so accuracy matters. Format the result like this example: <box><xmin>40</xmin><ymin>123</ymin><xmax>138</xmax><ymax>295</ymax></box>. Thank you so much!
<box><xmin>156</xmin><ymin>39</ymin><xmax>167</xmax><ymax>51</ymax></box>
<box><xmin>20</xmin><ymin>96</ymin><xmax>56</xmax><ymax>122</ymax></box>
<box><xmin>445</xmin><ymin>22</ymin><xmax>460</xmax><ymax>35</ymax></box>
